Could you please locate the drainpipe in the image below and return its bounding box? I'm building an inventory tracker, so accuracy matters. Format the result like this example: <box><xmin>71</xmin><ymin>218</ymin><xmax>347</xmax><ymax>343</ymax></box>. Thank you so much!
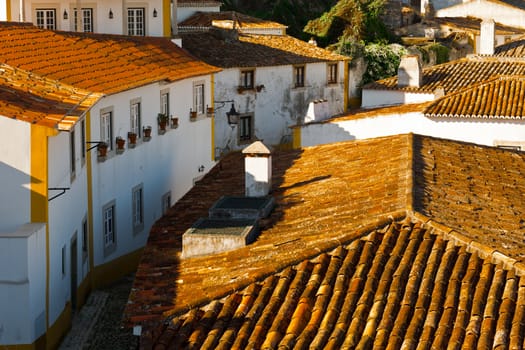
<box><xmin>172</xmin><ymin>0</ymin><xmax>178</xmax><ymax>36</ymax></box>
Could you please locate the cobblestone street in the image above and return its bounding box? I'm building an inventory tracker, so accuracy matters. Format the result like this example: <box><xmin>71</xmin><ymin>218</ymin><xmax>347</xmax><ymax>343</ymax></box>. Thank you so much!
<box><xmin>59</xmin><ymin>274</ymin><xmax>138</xmax><ymax>350</ymax></box>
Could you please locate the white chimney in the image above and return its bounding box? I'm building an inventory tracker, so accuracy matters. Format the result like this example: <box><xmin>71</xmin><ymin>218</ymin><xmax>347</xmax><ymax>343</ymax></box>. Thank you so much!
<box><xmin>479</xmin><ymin>18</ymin><xmax>495</xmax><ymax>55</ymax></box>
<box><xmin>398</xmin><ymin>55</ymin><xmax>423</xmax><ymax>88</ymax></box>
<box><xmin>242</xmin><ymin>141</ymin><xmax>272</xmax><ymax>197</ymax></box>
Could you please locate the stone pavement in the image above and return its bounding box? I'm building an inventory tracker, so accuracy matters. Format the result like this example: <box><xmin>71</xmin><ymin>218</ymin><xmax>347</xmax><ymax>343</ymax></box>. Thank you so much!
<box><xmin>58</xmin><ymin>291</ymin><xmax>109</xmax><ymax>350</ymax></box>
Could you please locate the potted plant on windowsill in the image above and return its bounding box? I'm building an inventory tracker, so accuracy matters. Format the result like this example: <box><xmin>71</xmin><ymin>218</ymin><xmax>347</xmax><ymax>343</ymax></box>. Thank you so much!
<box><xmin>97</xmin><ymin>142</ymin><xmax>108</xmax><ymax>158</ymax></box>
<box><xmin>158</xmin><ymin>113</ymin><xmax>169</xmax><ymax>134</ymax></box>
<box><xmin>116</xmin><ymin>136</ymin><xmax>126</xmax><ymax>154</ymax></box>
<box><xmin>143</xmin><ymin>126</ymin><xmax>152</xmax><ymax>140</ymax></box>
<box><xmin>190</xmin><ymin>109</ymin><xmax>197</xmax><ymax>121</ymax></box>
<box><xmin>206</xmin><ymin>106</ymin><xmax>214</xmax><ymax>118</ymax></box>
<box><xmin>171</xmin><ymin>117</ymin><xmax>179</xmax><ymax>129</ymax></box>
<box><xmin>128</xmin><ymin>132</ymin><xmax>137</xmax><ymax>147</ymax></box>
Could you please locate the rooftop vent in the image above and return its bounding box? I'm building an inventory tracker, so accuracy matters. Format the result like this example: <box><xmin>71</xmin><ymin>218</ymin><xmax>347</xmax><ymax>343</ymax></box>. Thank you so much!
<box><xmin>182</xmin><ymin>218</ymin><xmax>258</xmax><ymax>258</ymax></box>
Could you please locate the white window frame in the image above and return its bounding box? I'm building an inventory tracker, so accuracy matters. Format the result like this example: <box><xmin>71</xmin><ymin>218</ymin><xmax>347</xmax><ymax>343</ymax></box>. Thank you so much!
<box><xmin>102</xmin><ymin>200</ymin><xmax>116</xmax><ymax>256</ymax></box>
<box><xmin>36</xmin><ymin>8</ymin><xmax>56</xmax><ymax>29</ymax></box>
<box><xmin>70</xmin><ymin>129</ymin><xmax>76</xmax><ymax>179</ymax></box>
<box><xmin>132</xmin><ymin>184</ymin><xmax>144</xmax><ymax>235</ymax></box>
<box><xmin>327</xmin><ymin>63</ymin><xmax>338</xmax><ymax>84</ymax></box>
<box><xmin>294</xmin><ymin>65</ymin><xmax>305</xmax><ymax>88</ymax></box>
<box><xmin>73</xmin><ymin>8</ymin><xmax>94</xmax><ymax>32</ymax></box>
<box><xmin>193</xmin><ymin>82</ymin><xmax>205</xmax><ymax>115</ymax></box>
<box><xmin>100</xmin><ymin>108</ymin><xmax>113</xmax><ymax>150</ymax></box>
<box><xmin>160</xmin><ymin>90</ymin><xmax>170</xmax><ymax>116</ymax></box>
<box><xmin>130</xmin><ymin>99</ymin><xmax>142</xmax><ymax>137</ymax></box>
<box><xmin>127</xmin><ymin>7</ymin><xmax>145</xmax><ymax>36</ymax></box>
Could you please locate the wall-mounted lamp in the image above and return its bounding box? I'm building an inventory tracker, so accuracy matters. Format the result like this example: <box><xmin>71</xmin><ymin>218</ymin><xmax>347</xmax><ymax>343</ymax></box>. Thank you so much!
<box><xmin>153</xmin><ymin>8</ymin><xmax>158</xmax><ymax>18</ymax></box>
<box><xmin>109</xmin><ymin>9</ymin><xmax>114</xmax><ymax>19</ymax></box>
<box><xmin>63</xmin><ymin>10</ymin><xmax>68</xmax><ymax>20</ymax></box>
<box><xmin>213</xmin><ymin>100</ymin><xmax>240</xmax><ymax>126</ymax></box>
<box><xmin>198</xmin><ymin>165</ymin><xmax>205</xmax><ymax>172</ymax></box>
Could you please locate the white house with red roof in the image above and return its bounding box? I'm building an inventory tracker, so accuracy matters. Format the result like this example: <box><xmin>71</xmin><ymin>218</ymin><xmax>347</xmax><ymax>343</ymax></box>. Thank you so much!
<box><xmin>0</xmin><ymin>22</ymin><xmax>219</xmax><ymax>349</ymax></box>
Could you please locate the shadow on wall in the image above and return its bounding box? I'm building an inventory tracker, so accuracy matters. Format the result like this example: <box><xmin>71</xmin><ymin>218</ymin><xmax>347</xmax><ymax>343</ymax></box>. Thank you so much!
<box><xmin>300</xmin><ymin>122</ymin><xmax>356</xmax><ymax>148</ymax></box>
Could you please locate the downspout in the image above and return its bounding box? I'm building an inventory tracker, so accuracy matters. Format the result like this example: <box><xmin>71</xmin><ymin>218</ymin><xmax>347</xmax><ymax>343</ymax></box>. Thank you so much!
<box><xmin>171</xmin><ymin>0</ymin><xmax>178</xmax><ymax>36</ymax></box>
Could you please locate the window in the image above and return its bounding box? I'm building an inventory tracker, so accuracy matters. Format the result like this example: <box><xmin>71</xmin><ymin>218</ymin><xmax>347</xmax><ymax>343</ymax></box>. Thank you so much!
<box><xmin>103</xmin><ymin>201</ymin><xmax>116</xmax><ymax>256</ymax></box>
<box><xmin>61</xmin><ymin>245</ymin><xmax>66</xmax><ymax>277</ymax></box>
<box><xmin>239</xmin><ymin>115</ymin><xmax>253</xmax><ymax>142</ymax></box>
<box><xmin>240</xmin><ymin>70</ymin><xmax>255</xmax><ymax>89</ymax></box>
<box><xmin>100</xmin><ymin>110</ymin><xmax>113</xmax><ymax>150</ymax></box>
<box><xmin>74</xmin><ymin>8</ymin><xmax>94</xmax><ymax>32</ymax></box>
<box><xmin>294</xmin><ymin>66</ymin><xmax>305</xmax><ymax>88</ymax></box>
<box><xmin>328</xmin><ymin>63</ymin><xmax>338</xmax><ymax>84</ymax></box>
<box><xmin>162</xmin><ymin>192</ymin><xmax>171</xmax><ymax>215</ymax></box>
<box><xmin>193</xmin><ymin>83</ymin><xmax>205</xmax><ymax>115</ymax></box>
<box><xmin>160</xmin><ymin>91</ymin><xmax>169</xmax><ymax>116</ymax></box>
<box><xmin>82</xmin><ymin>216</ymin><xmax>88</xmax><ymax>262</ymax></box>
<box><xmin>130</xmin><ymin>100</ymin><xmax>141</xmax><ymax>136</ymax></box>
<box><xmin>36</xmin><ymin>9</ymin><xmax>56</xmax><ymax>29</ymax></box>
<box><xmin>70</xmin><ymin>129</ymin><xmax>76</xmax><ymax>177</ymax></box>
<box><xmin>127</xmin><ymin>8</ymin><xmax>145</xmax><ymax>36</ymax></box>
<box><xmin>132</xmin><ymin>185</ymin><xmax>144</xmax><ymax>234</ymax></box>
<box><xmin>81</xmin><ymin>119</ymin><xmax>86</xmax><ymax>164</ymax></box>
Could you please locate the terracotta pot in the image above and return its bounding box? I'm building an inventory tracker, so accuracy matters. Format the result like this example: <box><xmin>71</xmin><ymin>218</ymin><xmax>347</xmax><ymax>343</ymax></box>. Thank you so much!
<box><xmin>98</xmin><ymin>143</ymin><xmax>108</xmax><ymax>157</ymax></box>
<box><xmin>128</xmin><ymin>132</ymin><xmax>137</xmax><ymax>144</ymax></box>
<box><xmin>116</xmin><ymin>138</ymin><xmax>125</xmax><ymax>150</ymax></box>
<box><xmin>143</xmin><ymin>127</ymin><xmax>152</xmax><ymax>138</ymax></box>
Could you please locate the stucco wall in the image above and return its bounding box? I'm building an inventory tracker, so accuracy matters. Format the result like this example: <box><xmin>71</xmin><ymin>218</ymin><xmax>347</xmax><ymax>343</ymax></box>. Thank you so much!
<box><xmin>214</xmin><ymin>61</ymin><xmax>346</xmax><ymax>154</ymax></box>
<box><xmin>361</xmin><ymin>89</ymin><xmax>435</xmax><ymax>108</ymax></box>
<box><xmin>89</xmin><ymin>76</ymin><xmax>215</xmax><ymax>268</ymax></box>
<box><xmin>0</xmin><ymin>223</ymin><xmax>46</xmax><ymax>345</ymax></box>
<box><xmin>298</xmin><ymin>111</ymin><xmax>525</xmax><ymax>148</ymax></box>
<box><xmin>0</xmin><ymin>116</ymin><xmax>31</xmax><ymax>233</ymax></box>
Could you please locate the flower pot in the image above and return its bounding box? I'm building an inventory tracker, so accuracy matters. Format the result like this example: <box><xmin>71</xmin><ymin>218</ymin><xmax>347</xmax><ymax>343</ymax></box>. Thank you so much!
<box><xmin>190</xmin><ymin>111</ymin><xmax>197</xmax><ymax>121</ymax></box>
<box><xmin>128</xmin><ymin>132</ymin><xmax>137</xmax><ymax>145</ymax></box>
<box><xmin>97</xmin><ymin>143</ymin><xmax>108</xmax><ymax>157</ymax></box>
<box><xmin>116</xmin><ymin>137</ymin><xmax>125</xmax><ymax>150</ymax></box>
<box><xmin>159</xmin><ymin>120</ymin><xmax>167</xmax><ymax>131</ymax></box>
<box><xmin>206</xmin><ymin>107</ymin><xmax>214</xmax><ymax>118</ymax></box>
<box><xmin>143</xmin><ymin>127</ymin><xmax>152</xmax><ymax>138</ymax></box>
<box><xmin>171</xmin><ymin>117</ymin><xmax>179</xmax><ymax>128</ymax></box>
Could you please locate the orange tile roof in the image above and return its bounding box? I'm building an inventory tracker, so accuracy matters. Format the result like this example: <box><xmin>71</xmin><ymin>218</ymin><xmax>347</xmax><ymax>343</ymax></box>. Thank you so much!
<box><xmin>0</xmin><ymin>63</ymin><xmax>101</xmax><ymax>130</ymax></box>
<box><xmin>424</xmin><ymin>75</ymin><xmax>525</xmax><ymax>119</ymax></box>
<box><xmin>180</xmin><ymin>32</ymin><xmax>347</xmax><ymax>68</ymax></box>
<box><xmin>125</xmin><ymin>134</ymin><xmax>525</xmax><ymax>347</ymax></box>
<box><xmin>365</xmin><ymin>56</ymin><xmax>525</xmax><ymax>94</ymax></box>
<box><xmin>495</xmin><ymin>37</ymin><xmax>525</xmax><ymax>57</ymax></box>
<box><xmin>432</xmin><ymin>16</ymin><xmax>523</xmax><ymax>35</ymax></box>
<box><xmin>0</xmin><ymin>22</ymin><xmax>220</xmax><ymax>95</ymax></box>
<box><xmin>179</xmin><ymin>11</ymin><xmax>287</xmax><ymax>30</ymax></box>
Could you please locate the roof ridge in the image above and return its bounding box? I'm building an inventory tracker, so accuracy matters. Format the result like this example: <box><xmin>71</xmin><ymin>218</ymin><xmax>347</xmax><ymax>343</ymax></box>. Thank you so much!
<box><xmin>406</xmin><ymin>133</ymin><xmax>415</xmax><ymax>213</ymax></box>
<box><xmin>409</xmin><ymin>211</ymin><xmax>525</xmax><ymax>276</ymax></box>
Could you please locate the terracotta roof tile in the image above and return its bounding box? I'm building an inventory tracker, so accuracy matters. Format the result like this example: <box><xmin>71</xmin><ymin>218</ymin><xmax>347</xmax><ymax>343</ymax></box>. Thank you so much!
<box><xmin>179</xmin><ymin>11</ymin><xmax>286</xmax><ymax>30</ymax></box>
<box><xmin>0</xmin><ymin>63</ymin><xmax>100</xmax><ymax>130</ymax></box>
<box><xmin>433</xmin><ymin>16</ymin><xmax>523</xmax><ymax>35</ymax></box>
<box><xmin>126</xmin><ymin>134</ymin><xmax>525</xmax><ymax>348</ymax></box>
<box><xmin>365</xmin><ymin>56</ymin><xmax>525</xmax><ymax>94</ymax></box>
<box><xmin>180</xmin><ymin>32</ymin><xmax>347</xmax><ymax>68</ymax></box>
<box><xmin>495</xmin><ymin>37</ymin><xmax>525</xmax><ymax>57</ymax></box>
<box><xmin>424</xmin><ymin>75</ymin><xmax>525</xmax><ymax>119</ymax></box>
<box><xmin>0</xmin><ymin>22</ymin><xmax>220</xmax><ymax>95</ymax></box>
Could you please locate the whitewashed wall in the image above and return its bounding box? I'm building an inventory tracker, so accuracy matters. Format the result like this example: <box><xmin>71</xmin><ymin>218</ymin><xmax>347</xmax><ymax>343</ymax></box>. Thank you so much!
<box><xmin>436</xmin><ymin>1</ymin><xmax>525</xmax><ymax>30</ymax></box>
<box><xmin>177</xmin><ymin>5</ymin><xmax>220</xmax><ymax>22</ymax></box>
<box><xmin>47</xmin><ymin>126</ymin><xmax>90</xmax><ymax>327</ymax></box>
<box><xmin>0</xmin><ymin>1</ymin><xmax>6</xmax><ymax>20</ymax></box>
<box><xmin>0</xmin><ymin>223</ymin><xmax>46</xmax><ymax>346</ymax></box>
<box><xmin>13</xmin><ymin>0</ymin><xmax>165</xmax><ymax>36</ymax></box>
<box><xmin>0</xmin><ymin>117</ymin><xmax>31</xmax><ymax>233</ymax></box>
<box><xmin>298</xmin><ymin>111</ymin><xmax>525</xmax><ymax>148</ymax></box>
<box><xmin>89</xmin><ymin>76</ymin><xmax>215</xmax><ymax>268</ymax></box>
<box><xmin>214</xmin><ymin>61</ymin><xmax>346</xmax><ymax>154</ymax></box>
<box><xmin>361</xmin><ymin>89</ymin><xmax>435</xmax><ymax>108</ymax></box>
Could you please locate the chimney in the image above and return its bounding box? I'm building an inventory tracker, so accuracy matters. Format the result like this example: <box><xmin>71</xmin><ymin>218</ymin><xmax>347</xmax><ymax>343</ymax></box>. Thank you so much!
<box><xmin>479</xmin><ymin>18</ymin><xmax>495</xmax><ymax>55</ymax></box>
<box><xmin>243</xmin><ymin>141</ymin><xmax>272</xmax><ymax>197</ymax></box>
<box><xmin>398</xmin><ymin>55</ymin><xmax>423</xmax><ymax>88</ymax></box>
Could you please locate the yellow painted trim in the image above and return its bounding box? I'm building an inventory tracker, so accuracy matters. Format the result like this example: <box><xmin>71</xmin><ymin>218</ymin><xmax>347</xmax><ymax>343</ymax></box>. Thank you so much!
<box><xmin>0</xmin><ymin>333</ymin><xmax>46</xmax><ymax>350</ymax></box>
<box><xmin>86</xmin><ymin>111</ymin><xmax>95</xmax><ymax>276</ymax></box>
<box><xmin>91</xmin><ymin>248</ymin><xmax>144</xmax><ymax>289</ymax></box>
<box><xmin>292</xmin><ymin>126</ymin><xmax>301</xmax><ymax>149</ymax></box>
<box><xmin>163</xmin><ymin>0</ymin><xmax>171</xmax><ymax>37</ymax></box>
<box><xmin>46</xmin><ymin>303</ymin><xmax>72</xmax><ymax>350</ymax></box>
<box><xmin>30</xmin><ymin>124</ymin><xmax>57</xmax><ymax>341</ymax></box>
<box><xmin>210</xmin><ymin>74</ymin><xmax>215</xmax><ymax>160</ymax></box>
<box><xmin>76</xmin><ymin>272</ymin><xmax>92</xmax><ymax>310</ymax></box>
<box><xmin>6</xmin><ymin>0</ymin><xmax>11</xmax><ymax>21</ymax></box>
